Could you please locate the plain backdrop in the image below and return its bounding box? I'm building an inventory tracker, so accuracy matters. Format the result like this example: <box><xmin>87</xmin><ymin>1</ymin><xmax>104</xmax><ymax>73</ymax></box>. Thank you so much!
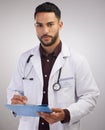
<box><xmin>0</xmin><ymin>0</ymin><xmax>105</xmax><ymax>130</ymax></box>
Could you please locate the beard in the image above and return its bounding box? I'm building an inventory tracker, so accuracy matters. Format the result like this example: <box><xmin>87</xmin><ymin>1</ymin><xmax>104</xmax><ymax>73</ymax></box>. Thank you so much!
<box><xmin>38</xmin><ymin>32</ymin><xmax>59</xmax><ymax>47</ymax></box>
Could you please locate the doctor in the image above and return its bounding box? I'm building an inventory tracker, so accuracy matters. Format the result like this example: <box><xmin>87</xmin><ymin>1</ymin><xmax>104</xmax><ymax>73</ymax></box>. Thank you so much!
<box><xmin>7</xmin><ymin>2</ymin><xmax>100</xmax><ymax>130</ymax></box>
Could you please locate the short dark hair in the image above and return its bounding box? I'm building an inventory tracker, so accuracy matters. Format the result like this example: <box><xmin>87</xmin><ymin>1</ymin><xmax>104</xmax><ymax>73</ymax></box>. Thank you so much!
<box><xmin>34</xmin><ymin>2</ymin><xmax>61</xmax><ymax>20</ymax></box>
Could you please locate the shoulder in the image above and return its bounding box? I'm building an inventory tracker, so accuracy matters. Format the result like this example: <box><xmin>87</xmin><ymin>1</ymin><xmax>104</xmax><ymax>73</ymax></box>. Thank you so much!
<box><xmin>22</xmin><ymin>45</ymin><xmax>39</xmax><ymax>57</ymax></box>
<box><xmin>70</xmin><ymin>48</ymin><xmax>86</xmax><ymax>64</ymax></box>
<box><xmin>62</xmin><ymin>44</ymin><xmax>89</xmax><ymax>72</ymax></box>
<box><xmin>18</xmin><ymin>45</ymin><xmax>39</xmax><ymax>63</ymax></box>
<box><xmin>62</xmin><ymin>43</ymin><xmax>86</xmax><ymax>65</ymax></box>
<box><xmin>69</xmin><ymin>48</ymin><xmax>91</xmax><ymax>73</ymax></box>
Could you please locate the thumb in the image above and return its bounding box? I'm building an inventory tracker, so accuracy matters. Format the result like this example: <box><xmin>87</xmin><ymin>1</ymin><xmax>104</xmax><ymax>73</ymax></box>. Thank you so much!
<box><xmin>22</xmin><ymin>96</ymin><xmax>28</xmax><ymax>104</ymax></box>
<box><xmin>51</xmin><ymin>108</ymin><xmax>62</xmax><ymax>113</ymax></box>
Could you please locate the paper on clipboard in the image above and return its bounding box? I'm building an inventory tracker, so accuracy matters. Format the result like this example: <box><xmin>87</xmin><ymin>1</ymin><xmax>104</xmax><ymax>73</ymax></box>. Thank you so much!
<box><xmin>6</xmin><ymin>104</ymin><xmax>52</xmax><ymax>117</ymax></box>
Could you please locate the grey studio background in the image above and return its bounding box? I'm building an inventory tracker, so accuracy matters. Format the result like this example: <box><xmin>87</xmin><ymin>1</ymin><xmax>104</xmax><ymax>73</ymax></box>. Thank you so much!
<box><xmin>0</xmin><ymin>0</ymin><xmax>105</xmax><ymax>130</ymax></box>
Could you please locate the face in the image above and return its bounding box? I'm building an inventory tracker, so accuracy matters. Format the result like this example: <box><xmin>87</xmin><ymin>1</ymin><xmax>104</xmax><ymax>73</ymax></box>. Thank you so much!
<box><xmin>35</xmin><ymin>12</ymin><xmax>63</xmax><ymax>47</ymax></box>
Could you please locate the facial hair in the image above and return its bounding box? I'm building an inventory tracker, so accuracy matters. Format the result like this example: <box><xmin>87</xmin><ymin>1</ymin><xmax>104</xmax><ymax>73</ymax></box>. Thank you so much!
<box><xmin>38</xmin><ymin>32</ymin><xmax>59</xmax><ymax>47</ymax></box>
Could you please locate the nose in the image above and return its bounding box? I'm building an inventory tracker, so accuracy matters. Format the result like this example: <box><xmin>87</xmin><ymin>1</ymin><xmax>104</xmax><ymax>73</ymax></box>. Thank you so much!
<box><xmin>42</xmin><ymin>26</ymin><xmax>49</xmax><ymax>34</ymax></box>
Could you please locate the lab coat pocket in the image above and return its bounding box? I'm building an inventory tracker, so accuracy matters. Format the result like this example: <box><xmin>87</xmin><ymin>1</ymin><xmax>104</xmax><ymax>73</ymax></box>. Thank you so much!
<box><xmin>23</xmin><ymin>79</ymin><xmax>35</xmax><ymax>91</ymax></box>
<box><xmin>55</xmin><ymin>77</ymin><xmax>75</xmax><ymax>107</ymax></box>
<box><xmin>19</xmin><ymin>117</ymin><xmax>35</xmax><ymax>130</ymax></box>
<box><xmin>19</xmin><ymin>117</ymin><xmax>30</xmax><ymax>130</ymax></box>
<box><xmin>59</xmin><ymin>77</ymin><xmax>74</xmax><ymax>88</ymax></box>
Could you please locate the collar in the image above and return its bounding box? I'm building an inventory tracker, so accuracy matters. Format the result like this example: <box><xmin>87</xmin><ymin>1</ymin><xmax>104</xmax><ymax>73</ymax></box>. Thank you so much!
<box><xmin>39</xmin><ymin>41</ymin><xmax>62</xmax><ymax>58</ymax></box>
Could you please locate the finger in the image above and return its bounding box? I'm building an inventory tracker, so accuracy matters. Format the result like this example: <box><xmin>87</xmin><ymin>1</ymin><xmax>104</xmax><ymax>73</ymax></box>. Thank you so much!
<box><xmin>22</xmin><ymin>96</ymin><xmax>27</xmax><ymax>104</ymax></box>
<box><xmin>38</xmin><ymin>112</ymin><xmax>56</xmax><ymax>121</ymax></box>
<box><xmin>13</xmin><ymin>95</ymin><xmax>23</xmax><ymax>100</ymax></box>
<box><xmin>14</xmin><ymin>95</ymin><xmax>27</xmax><ymax>102</ymax></box>
<box><xmin>38</xmin><ymin>112</ymin><xmax>56</xmax><ymax>124</ymax></box>
<box><xmin>11</xmin><ymin>95</ymin><xmax>27</xmax><ymax>104</ymax></box>
<box><xmin>51</xmin><ymin>108</ymin><xmax>65</xmax><ymax>121</ymax></box>
<box><xmin>22</xmin><ymin>96</ymin><xmax>27</xmax><ymax>100</ymax></box>
<box><xmin>51</xmin><ymin>108</ymin><xmax>62</xmax><ymax>113</ymax></box>
<box><xmin>45</xmin><ymin>118</ymin><xmax>56</xmax><ymax>124</ymax></box>
<box><xmin>38</xmin><ymin>112</ymin><xmax>60</xmax><ymax>124</ymax></box>
<box><xmin>38</xmin><ymin>112</ymin><xmax>50</xmax><ymax>118</ymax></box>
<box><xmin>11</xmin><ymin>99</ymin><xmax>25</xmax><ymax>104</ymax></box>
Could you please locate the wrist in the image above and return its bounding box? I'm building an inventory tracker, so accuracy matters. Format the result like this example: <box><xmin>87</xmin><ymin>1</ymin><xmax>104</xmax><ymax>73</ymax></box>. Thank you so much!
<box><xmin>61</xmin><ymin>109</ymin><xmax>70</xmax><ymax>123</ymax></box>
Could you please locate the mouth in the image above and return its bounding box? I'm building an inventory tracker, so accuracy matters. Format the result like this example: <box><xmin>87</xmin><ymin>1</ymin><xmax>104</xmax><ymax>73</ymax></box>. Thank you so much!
<box><xmin>41</xmin><ymin>35</ymin><xmax>52</xmax><ymax>40</ymax></box>
<box><xmin>41</xmin><ymin>36</ymin><xmax>52</xmax><ymax>43</ymax></box>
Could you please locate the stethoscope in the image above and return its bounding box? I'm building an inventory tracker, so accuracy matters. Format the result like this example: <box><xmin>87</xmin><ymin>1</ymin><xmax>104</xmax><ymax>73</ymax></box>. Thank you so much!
<box><xmin>22</xmin><ymin>54</ymin><xmax>34</xmax><ymax>80</ymax></box>
<box><xmin>52</xmin><ymin>68</ymin><xmax>62</xmax><ymax>91</ymax></box>
<box><xmin>22</xmin><ymin>55</ymin><xmax>62</xmax><ymax>91</ymax></box>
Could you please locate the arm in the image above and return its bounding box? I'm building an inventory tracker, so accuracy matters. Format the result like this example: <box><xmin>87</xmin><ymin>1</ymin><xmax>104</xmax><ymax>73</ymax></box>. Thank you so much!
<box><xmin>7</xmin><ymin>54</ymin><xmax>25</xmax><ymax>104</ymax></box>
<box><xmin>38</xmin><ymin>108</ymin><xmax>66</xmax><ymax>124</ymax></box>
<box><xmin>68</xmin><ymin>57</ymin><xmax>100</xmax><ymax>125</ymax></box>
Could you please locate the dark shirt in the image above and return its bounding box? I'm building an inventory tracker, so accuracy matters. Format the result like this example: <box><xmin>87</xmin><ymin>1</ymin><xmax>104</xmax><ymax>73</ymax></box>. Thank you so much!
<box><xmin>38</xmin><ymin>42</ymin><xmax>70</xmax><ymax>130</ymax></box>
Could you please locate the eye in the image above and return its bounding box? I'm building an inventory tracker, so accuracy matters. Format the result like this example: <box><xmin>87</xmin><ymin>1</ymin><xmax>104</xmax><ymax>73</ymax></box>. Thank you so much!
<box><xmin>47</xmin><ymin>22</ymin><xmax>54</xmax><ymax>27</ymax></box>
<box><xmin>36</xmin><ymin>23</ymin><xmax>43</xmax><ymax>28</ymax></box>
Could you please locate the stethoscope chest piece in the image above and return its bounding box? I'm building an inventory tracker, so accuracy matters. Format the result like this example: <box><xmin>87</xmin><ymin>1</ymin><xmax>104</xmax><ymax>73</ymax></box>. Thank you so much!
<box><xmin>53</xmin><ymin>82</ymin><xmax>61</xmax><ymax>91</ymax></box>
<box><xmin>53</xmin><ymin>68</ymin><xmax>62</xmax><ymax>91</ymax></box>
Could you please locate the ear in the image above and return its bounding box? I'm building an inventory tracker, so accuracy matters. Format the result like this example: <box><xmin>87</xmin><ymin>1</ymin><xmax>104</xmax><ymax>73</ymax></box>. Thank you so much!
<box><xmin>59</xmin><ymin>21</ymin><xmax>63</xmax><ymax>30</ymax></box>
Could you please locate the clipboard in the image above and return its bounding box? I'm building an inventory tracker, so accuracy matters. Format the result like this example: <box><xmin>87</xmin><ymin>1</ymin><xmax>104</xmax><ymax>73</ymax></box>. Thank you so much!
<box><xmin>6</xmin><ymin>104</ymin><xmax>52</xmax><ymax>117</ymax></box>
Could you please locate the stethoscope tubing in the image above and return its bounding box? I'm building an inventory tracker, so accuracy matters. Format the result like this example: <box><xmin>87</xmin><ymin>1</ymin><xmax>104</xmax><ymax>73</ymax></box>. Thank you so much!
<box><xmin>22</xmin><ymin>55</ymin><xmax>34</xmax><ymax>80</ymax></box>
<box><xmin>22</xmin><ymin>55</ymin><xmax>62</xmax><ymax>91</ymax></box>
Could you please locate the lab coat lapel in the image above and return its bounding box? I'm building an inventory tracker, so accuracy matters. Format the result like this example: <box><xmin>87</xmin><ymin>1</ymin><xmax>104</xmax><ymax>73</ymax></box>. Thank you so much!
<box><xmin>50</xmin><ymin>53</ymin><xmax>65</xmax><ymax>78</ymax></box>
<box><xmin>50</xmin><ymin>43</ymin><xmax>70</xmax><ymax>78</ymax></box>
<box><xmin>29</xmin><ymin>44</ymin><xmax>70</xmax><ymax>84</ymax></box>
<box><xmin>30</xmin><ymin>47</ymin><xmax>43</xmax><ymax>86</ymax></box>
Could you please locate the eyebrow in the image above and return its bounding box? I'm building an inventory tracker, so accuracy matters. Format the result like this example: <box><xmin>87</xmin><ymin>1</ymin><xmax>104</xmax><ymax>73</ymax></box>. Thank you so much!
<box><xmin>36</xmin><ymin>21</ymin><xmax>55</xmax><ymax>25</ymax></box>
<box><xmin>35</xmin><ymin>22</ymin><xmax>42</xmax><ymax>24</ymax></box>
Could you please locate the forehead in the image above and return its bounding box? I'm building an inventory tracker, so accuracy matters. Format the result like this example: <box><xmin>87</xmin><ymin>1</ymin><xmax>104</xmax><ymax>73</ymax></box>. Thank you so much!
<box><xmin>35</xmin><ymin>12</ymin><xmax>58</xmax><ymax>23</ymax></box>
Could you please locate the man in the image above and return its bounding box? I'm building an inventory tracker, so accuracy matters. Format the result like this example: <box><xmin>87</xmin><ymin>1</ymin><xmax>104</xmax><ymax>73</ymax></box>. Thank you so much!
<box><xmin>7</xmin><ymin>2</ymin><xmax>100</xmax><ymax>130</ymax></box>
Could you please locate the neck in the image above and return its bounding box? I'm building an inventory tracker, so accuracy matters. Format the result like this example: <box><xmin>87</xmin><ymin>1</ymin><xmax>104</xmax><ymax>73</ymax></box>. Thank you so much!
<box><xmin>41</xmin><ymin>39</ymin><xmax>60</xmax><ymax>54</ymax></box>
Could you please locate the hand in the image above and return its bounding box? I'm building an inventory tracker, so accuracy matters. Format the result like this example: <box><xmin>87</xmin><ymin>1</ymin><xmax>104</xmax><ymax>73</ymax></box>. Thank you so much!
<box><xmin>38</xmin><ymin>108</ymin><xmax>65</xmax><ymax>124</ymax></box>
<box><xmin>11</xmin><ymin>95</ymin><xmax>27</xmax><ymax>104</ymax></box>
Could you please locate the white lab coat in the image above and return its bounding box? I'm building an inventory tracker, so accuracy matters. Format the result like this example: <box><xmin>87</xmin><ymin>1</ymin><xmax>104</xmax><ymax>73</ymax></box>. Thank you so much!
<box><xmin>7</xmin><ymin>43</ymin><xmax>100</xmax><ymax>130</ymax></box>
